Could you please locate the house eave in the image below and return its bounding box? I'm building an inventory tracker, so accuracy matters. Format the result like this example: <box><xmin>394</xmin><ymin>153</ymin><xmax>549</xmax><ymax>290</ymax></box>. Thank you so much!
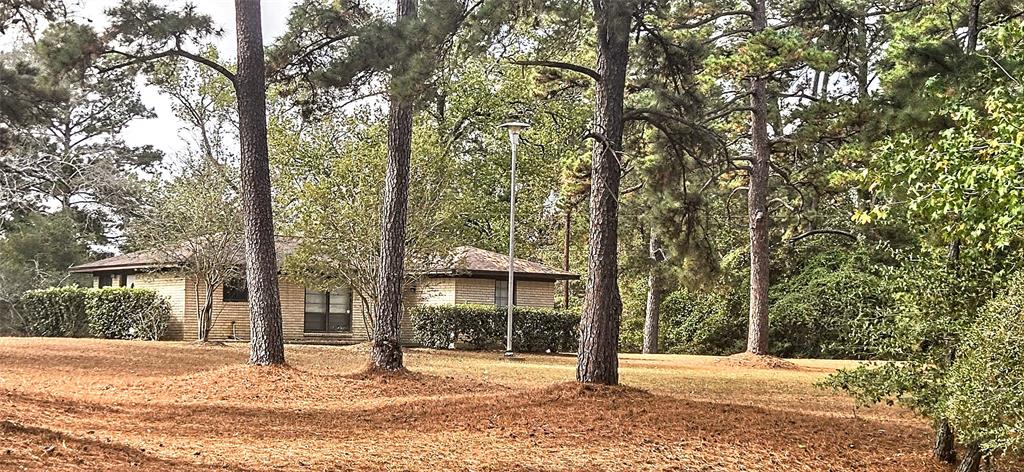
<box><xmin>68</xmin><ymin>264</ymin><xmax>175</xmax><ymax>274</ymax></box>
<box><xmin>424</xmin><ymin>269</ymin><xmax>579</xmax><ymax>282</ymax></box>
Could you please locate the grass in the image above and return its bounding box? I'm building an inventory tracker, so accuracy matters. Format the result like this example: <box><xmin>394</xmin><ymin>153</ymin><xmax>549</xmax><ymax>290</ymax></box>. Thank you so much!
<box><xmin>0</xmin><ymin>338</ymin><xmax>944</xmax><ymax>471</ymax></box>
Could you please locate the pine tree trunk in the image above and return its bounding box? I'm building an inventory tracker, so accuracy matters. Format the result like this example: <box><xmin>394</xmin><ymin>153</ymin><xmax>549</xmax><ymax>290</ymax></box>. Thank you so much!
<box><xmin>234</xmin><ymin>0</ymin><xmax>284</xmax><ymax>366</ymax></box>
<box><xmin>577</xmin><ymin>0</ymin><xmax>630</xmax><ymax>385</ymax></box>
<box><xmin>642</xmin><ymin>233</ymin><xmax>662</xmax><ymax>354</ymax></box>
<box><xmin>562</xmin><ymin>207</ymin><xmax>572</xmax><ymax>308</ymax></box>
<box><xmin>934</xmin><ymin>418</ymin><xmax>957</xmax><ymax>464</ymax></box>
<box><xmin>370</xmin><ymin>0</ymin><xmax>417</xmax><ymax>373</ymax></box>
<box><xmin>955</xmin><ymin>444</ymin><xmax>983</xmax><ymax>472</ymax></box>
<box><xmin>745</xmin><ymin>0</ymin><xmax>771</xmax><ymax>356</ymax></box>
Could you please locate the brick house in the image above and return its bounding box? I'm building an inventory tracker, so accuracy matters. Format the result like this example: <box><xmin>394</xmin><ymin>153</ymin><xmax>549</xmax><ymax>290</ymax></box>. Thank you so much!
<box><xmin>69</xmin><ymin>245</ymin><xmax>577</xmax><ymax>344</ymax></box>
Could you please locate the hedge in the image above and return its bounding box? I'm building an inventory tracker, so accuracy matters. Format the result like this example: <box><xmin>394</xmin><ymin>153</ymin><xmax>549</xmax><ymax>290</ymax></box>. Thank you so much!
<box><xmin>16</xmin><ymin>287</ymin><xmax>170</xmax><ymax>340</ymax></box>
<box><xmin>86</xmin><ymin>288</ymin><xmax>171</xmax><ymax>341</ymax></box>
<box><xmin>17</xmin><ymin>287</ymin><xmax>91</xmax><ymax>337</ymax></box>
<box><xmin>411</xmin><ymin>304</ymin><xmax>579</xmax><ymax>353</ymax></box>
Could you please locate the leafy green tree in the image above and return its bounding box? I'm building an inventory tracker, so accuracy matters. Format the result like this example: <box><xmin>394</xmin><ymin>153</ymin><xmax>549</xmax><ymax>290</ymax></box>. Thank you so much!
<box><xmin>274</xmin><ymin>0</ymin><xmax>506</xmax><ymax>372</ymax></box>
<box><xmin>946</xmin><ymin>272</ymin><xmax>1024</xmax><ymax>468</ymax></box>
<box><xmin>130</xmin><ymin>160</ymin><xmax>244</xmax><ymax>342</ymax></box>
<box><xmin>0</xmin><ymin>211</ymin><xmax>94</xmax><ymax>334</ymax></box>
<box><xmin>830</xmin><ymin>14</ymin><xmax>1023</xmax><ymax>469</ymax></box>
<box><xmin>271</xmin><ymin>111</ymin><xmax>458</xmax><ymax>339</ymax></box>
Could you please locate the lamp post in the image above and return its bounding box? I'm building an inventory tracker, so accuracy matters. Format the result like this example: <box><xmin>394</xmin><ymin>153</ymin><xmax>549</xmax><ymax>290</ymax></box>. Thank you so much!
<box><xmin>498</xmin><ymin>121</ymin><xmax>530</xmax><ymax>357</ymax></box>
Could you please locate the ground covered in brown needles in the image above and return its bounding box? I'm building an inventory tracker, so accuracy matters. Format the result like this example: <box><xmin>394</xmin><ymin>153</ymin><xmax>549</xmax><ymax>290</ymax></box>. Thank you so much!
<box><xmin>0</xmin><ymin>338</ymin><xmax>947</xmax><ymax>471</ymax></box>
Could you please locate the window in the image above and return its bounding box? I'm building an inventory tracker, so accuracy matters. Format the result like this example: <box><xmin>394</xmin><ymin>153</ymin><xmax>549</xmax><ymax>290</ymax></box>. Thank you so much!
<box><xmin>118</xmin><ymin>273</ymin><xmax>128</xmax><ymax>287</ymax></box>
<box><xmin>98</xmin><ymin>274</ymin><xmax>113</xmax><ymax>288</ymax></box>
<box><xmin>304</xmin><ymin>287</ymin><xmax>352</xmax><ymax>333</ymax></box>
<box><xmin>494</xmin><ymin>280</ymin><xmax>518</xmax><ymax>307</ymax></box>
<box><xmin>223</xmin><ymin>277</ymin><xmax>249</xmax><ymax>302</ymax></box>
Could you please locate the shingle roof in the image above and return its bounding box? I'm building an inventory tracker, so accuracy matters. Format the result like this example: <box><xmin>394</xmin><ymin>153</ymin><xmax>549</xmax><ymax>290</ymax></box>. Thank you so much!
<box><xmin>68</xmin><ymin>249</ymin><xmax>170</xmax><ymax>272</ymax></box>
<box><xmin>70</xmin><ymin>241</ymin><xmax>578</xmax><ymax>280</ymax></box>
<box><xmin>437</xmin><ymin>246</ymin><xmax>577</xmax><ymax>280</ymax></box>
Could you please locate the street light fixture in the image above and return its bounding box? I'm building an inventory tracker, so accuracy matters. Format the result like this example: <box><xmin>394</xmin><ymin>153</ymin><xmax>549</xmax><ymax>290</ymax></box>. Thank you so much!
<box><xmin>498</xmin><ymin>121</ymin><xmax>530</xmax><ymax>358</ymax></box>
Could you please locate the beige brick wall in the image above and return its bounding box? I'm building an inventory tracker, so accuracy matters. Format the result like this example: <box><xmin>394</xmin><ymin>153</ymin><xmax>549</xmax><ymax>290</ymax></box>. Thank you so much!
<box><xmin>515</xmin><ymin>280</ymin><xmax>556</xmax><ymax>308</ymax></box>
<box><xmin>453</xmin><ymin>277</ymin><xmax>555</xmax><ymax>308</ymax></box>
<box><xmin>130</xmin><ymin>272</ymin><xmax>188</xmax><ymax>340</ymax></box>
<box><xmin>181</xmin><ymin>277</ymin><xmax>343</xmax><ymax>343</ymax></box>
<box><xmin>88</xmin><ymin>272</ymin><xmax>556</xmax><ymax>343</ymax></box>
<box><xmin>455</xmin><ymin>277</ymin><xmax>496</xmax><ymax>305</ymax></box>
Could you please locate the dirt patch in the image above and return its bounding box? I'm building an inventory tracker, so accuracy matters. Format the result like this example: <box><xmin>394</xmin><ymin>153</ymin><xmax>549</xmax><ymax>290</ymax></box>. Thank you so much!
<box><xmin>717</xmin><ymin>352</ymin><xmax>799</xmax><ymax>369</ymax></box>
<box><xmin>0</xmin><ymin>338</ymin><xmax>950</xmax><ymax>471</ymax></box>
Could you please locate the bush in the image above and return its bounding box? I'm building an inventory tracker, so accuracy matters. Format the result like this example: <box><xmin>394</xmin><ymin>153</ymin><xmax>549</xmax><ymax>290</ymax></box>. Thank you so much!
<box><xmin>86</xmin><ymin>288</ymin><xmax>171</xmax><ymax>341</ymax></box>
<box><xmin>412</xmin><ymin>304</ymin><xmax>579</xmax><ymax>353</ymax></box>
<box><xmin>769</xmin><ymin>249</ymin><xmax>890</xmax><ymax>359</ymax></box>
<box><xmin>17</xmin><ymin>287</ymin><xmax>91</xmax><ymax>337</ymax></box>
<box><xmin>945</xmin><ymin>274</ymin><xmax>1024</xmax><ymax>456</ymax></box>
<box><xmin>658</xmin><ymin>288</ymin><xmax>745</xmax><ymax>355</ymax></box>
<box><xmin>15</xmin><ymin>287</ymin><xmax>170</xmax><ymax>340</ymax></box>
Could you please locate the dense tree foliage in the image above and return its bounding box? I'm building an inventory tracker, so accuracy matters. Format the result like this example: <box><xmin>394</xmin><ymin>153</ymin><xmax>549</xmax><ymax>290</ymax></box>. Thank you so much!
<box><xmin>2</xmin><ymin>0</ymin><xmax>1023</xmax><ymax>467</ymax></box>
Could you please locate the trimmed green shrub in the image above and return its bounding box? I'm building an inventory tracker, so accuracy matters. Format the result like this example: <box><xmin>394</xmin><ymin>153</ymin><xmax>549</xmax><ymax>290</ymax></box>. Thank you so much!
<box><xmin>86</xmin><ymin>288</ymin><xmax>171</xmax><ymax>341</ymax></box>
<box><xmin>16</xmin><ymin>286</ymin><xmax>171</xmax><ymax>340</ymax></box>
<box><xmin>17</xmin><ymin>287</ymin><xmax>90</xmax><ymax>337</ymax></box>
<box><xmin>412</xmin><ymin>304</ymin><xmax>579</xmax><ymax>353</ymax></box>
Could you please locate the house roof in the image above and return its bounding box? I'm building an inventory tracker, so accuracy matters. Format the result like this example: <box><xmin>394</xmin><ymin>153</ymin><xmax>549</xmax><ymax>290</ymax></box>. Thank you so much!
<box><xmin>70</xmin><ymin>241</ymin><xmax>578</xmax><ymax>280</ymax></box>
<box><xmin>436</xmin><ymin>246</ymin><xmax>577</xmax><ymax>280</ymax></box>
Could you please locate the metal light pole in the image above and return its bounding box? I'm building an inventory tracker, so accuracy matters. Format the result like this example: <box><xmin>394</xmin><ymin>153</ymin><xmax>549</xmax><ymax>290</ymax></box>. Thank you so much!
<box><xmin>498</xmin><ymin>121</ymin><xmax>530</xmax><ymax>357</ymax></box>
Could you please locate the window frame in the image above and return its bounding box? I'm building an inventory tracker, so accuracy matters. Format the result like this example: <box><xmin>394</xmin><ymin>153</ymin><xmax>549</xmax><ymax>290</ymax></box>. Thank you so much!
<box><xmin>494</xmin><ymin>279</ymin><xmax>518</xmax><ymax>307</ymax></box>
<box><xmin>303</xmin><ymin>287</ymin><xmax>353</xmax><ymax>334</ymax></box>
<box><xmin>98</xmin><ymin>274</ymin><xmax>113</xmax><ymax>288</ymax></box>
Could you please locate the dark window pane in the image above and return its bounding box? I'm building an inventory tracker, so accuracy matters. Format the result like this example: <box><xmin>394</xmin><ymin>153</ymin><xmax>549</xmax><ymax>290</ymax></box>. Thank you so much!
<box><xmin>327</xmin><ymin>313</ymin><xmax>351</xmax><ymax>332</ymax></box>
<box><xmin>304</xmin><ymin>287</ymin><xmax>353</xmax><ymax>333</ymax></box>
<box><xmin>304</xmin><ymin>312</ymin><xmax>326</xmax><ymax>332</ymax></box>
<box><xmin>495</xmin><ymin>279</ymin><xmax>508</xmax><ymax>307</ymax></box>
<box><xmin>223</xmin><ymin>277</ymin><xmax>248</xmax><ymax>302</ymax></box>
<box><xmin>98</xmin><ymin>274</ymin><xmax>112</xmax><ymax>288</ymax></box>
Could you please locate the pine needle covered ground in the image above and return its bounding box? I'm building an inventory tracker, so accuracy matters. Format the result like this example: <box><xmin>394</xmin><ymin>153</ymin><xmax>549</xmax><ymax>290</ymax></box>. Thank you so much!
<box><xmin>0</xmin><ymin>338</ymin><xmax>943</xmax><ymax>471</ymax></box>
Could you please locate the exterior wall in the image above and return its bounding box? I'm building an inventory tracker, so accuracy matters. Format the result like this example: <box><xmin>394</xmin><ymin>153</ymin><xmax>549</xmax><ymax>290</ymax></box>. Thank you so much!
<box><xmin>343</xmin><ymin>278</ymin><xmax>454</xmax><ymax>343</ymax></box>
<box><xmin>515</xmin><ymin>280</ymin><xmax>556</xmax><ymax>308</ymax></box>
<box><xmin>181</xmin><ymin>277</ymin><xmax>312</xmax><ymax>342</ymax></box>
<box><xmin>455</xmin><ymin>277</ymin><xmax>496</xmax><ymax>305</ymax></box>
<box><xmin>86</xmin><ymin>272</ymin><xmax>558</xmax><ymax>343</ymax></box>
<box><xmin>130</xmin><ymin>273</ymin><xmax>188</xmax><ymax>340</ymax></box>
<box><xmin>453</xmin><ymin>277</ymin><xmax>555</xmax><ymax>308</ymax></box>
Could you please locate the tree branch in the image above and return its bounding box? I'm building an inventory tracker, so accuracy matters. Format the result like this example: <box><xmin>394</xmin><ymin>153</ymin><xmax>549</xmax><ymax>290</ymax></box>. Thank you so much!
<box><xmin>674</xmin><ymin>10</ymin><xmax>753</xmax><ymax>29</ymax></box>
<box><xmin>512</xmin><ymin>60</ymin><xmax>600</xmax><ymax>82</ymax></box>
<box><xmin>101</xmin><ymin>49</ymin><xmax>236</xmax><ymax>84</ymax></box>
<box><xmin>786</xmin><ymin>229</ymin><xmax>857</xmax><ymax>244</ymax></box>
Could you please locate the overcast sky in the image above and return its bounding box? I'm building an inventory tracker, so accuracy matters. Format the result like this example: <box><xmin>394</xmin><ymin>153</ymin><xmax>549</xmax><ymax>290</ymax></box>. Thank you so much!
<box><xmin>68</xmin><ymin>1</ymin><xmax>294</xmax><ymax>165</ymax></box>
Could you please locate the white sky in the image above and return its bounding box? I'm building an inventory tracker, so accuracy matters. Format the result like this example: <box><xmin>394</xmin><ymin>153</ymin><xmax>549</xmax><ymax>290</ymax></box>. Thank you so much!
<box><xmin>74</xmin><ymin>1</ymin><xmax>296</xmax><ymax>164</ymax></box>
<box><xmin>66</xmin><ymin>0</ymin><xmax>389</xmax><ymax>169</ymax></box>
